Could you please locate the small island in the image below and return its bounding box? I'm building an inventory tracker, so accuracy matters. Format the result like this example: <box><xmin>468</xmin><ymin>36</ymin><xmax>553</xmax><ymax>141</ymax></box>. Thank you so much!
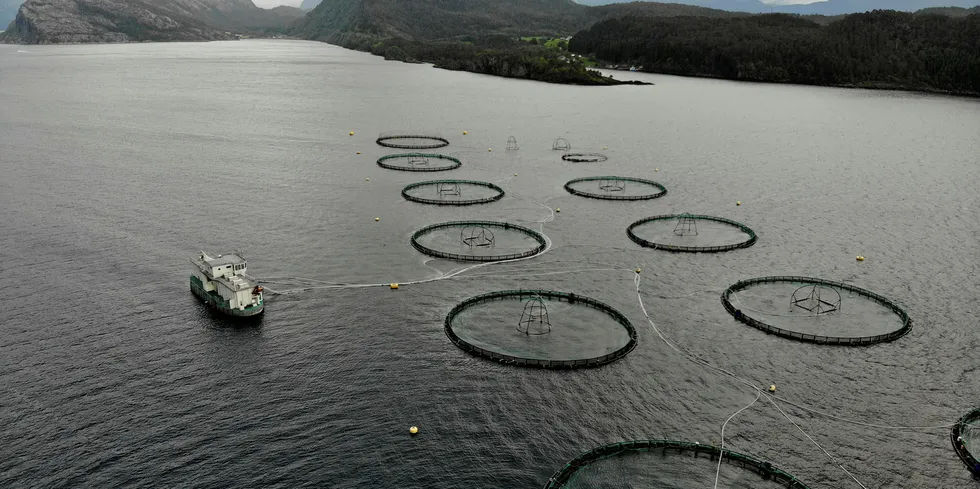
<box><xmin>353</xmin><ymin>35</ymin><xmax>649</xmax><ymax>86</ymax></box>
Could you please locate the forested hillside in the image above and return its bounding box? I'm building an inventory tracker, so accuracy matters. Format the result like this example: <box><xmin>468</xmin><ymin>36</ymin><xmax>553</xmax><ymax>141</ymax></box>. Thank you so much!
<box><xmin>569</xmin><ymin>11</ymin><xmax>980</xmax><ymax>95</ymax></box>
<box><xmin>291</xmin><ymin>0</ymin><xmax>738</xmax><ymax>85</ymax></box>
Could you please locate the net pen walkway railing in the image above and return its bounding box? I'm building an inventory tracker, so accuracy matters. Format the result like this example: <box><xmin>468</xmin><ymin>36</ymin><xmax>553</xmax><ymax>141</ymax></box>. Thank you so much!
<box><xmin>627</xmin><ymin>214</ymin><xmax>757</xmax><ymax>252</ymax></box>
<box><xmin>411</xmin><ymin>221</ymin><xmax>546</xmax><ymax>262</ymax></box>
<box><xmin>445</xmin><ymin>289</ymin><xmax>637</xmax><ymax>369</ymax></box>
<box><xmin>542</xmin><ymin>439</ymin><xmax>812</xmax><ymax>489</ymax></box>
<box><xmin>951</xmin><ymin>408</ymin><xmax>980</xmax><ymax>479</ymax></box>
<box><xmin>721</xmin><ymin>276</ymin><xmax>912</xmax><ymax>346</ymax></box>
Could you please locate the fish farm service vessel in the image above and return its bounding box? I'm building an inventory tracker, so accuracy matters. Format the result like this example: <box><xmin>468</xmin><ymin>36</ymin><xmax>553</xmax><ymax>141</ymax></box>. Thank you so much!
<box><xmin>190</xmin><ymin>251</ymin><xmax>264</xmax><ymax>317</ymax></box>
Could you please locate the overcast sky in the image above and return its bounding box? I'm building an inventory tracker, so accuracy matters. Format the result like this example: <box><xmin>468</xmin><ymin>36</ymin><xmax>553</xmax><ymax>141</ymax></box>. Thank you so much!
<box><xmin>249</xmin><ymin>0</ymin><xmax>827</xmax><ymax>10</ymax></box>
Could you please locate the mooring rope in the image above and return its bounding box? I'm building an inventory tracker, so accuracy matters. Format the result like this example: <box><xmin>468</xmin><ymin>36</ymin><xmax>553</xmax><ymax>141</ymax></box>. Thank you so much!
<box><xmin>262</xmin><ymin>185</ymin><xmax>559</xmax><ymax>296</ymax></box>
<box><xmin>714</xmin><ymin>390</ymin><xmax>762</xmax><ymax>489</ymax></box>
<box><xmin>634</xmin><ymin>272</ymin><xmax>873</xmax><ymax>488</ymax></box>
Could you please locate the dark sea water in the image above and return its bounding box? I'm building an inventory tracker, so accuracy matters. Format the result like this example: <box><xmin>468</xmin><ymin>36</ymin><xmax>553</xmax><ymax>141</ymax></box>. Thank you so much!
<box><xmin>1</xmin><ymin>40</ymin><xmax>979</xmax><ymax>489</ymax></box>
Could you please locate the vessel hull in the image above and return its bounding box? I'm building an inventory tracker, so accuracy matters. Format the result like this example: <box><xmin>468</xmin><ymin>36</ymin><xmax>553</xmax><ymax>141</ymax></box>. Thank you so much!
<box><xmin>190</xmin><ymin>276</ymin><xmax>264</xmax><ymax>318</ymax></box>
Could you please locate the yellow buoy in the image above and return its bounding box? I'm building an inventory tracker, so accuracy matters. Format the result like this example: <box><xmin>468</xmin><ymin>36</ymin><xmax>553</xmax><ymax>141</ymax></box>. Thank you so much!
<box><xmin>635</xmin><ymin>268</ymin><xmax>642</xmax><ymax>274</ymax></box>
<box><xmin>556</xmin><ymin>208</ymin><xmax>561</xmax><ymax>213</ymax></box>
<box><xmin>736</xmin><ymin>201</ymin><xmax>742</xmax><ymax>206</ymax></box>
<box><xmin>357</xmin><ymin>151</ymin><xmax>361</xmax><ymax>155</ymax></box>
<box><xmin>463</xmin><ymin>131</ymin><xmax>468</xmax><ymax>135</ymax></box>
<box><xmin>655</xmin><ymin>168</ymin><xmax>659</xmax><ymax>172</ymax></box>
<box><xmin>488</xmin><ymin>148</ymin><xmax>492</xmax><ymax>152</ymax></box>
<box><xmin>603</xmin><ymin>146</ymin><xmax>608</xmax><ymax>150</ymax></box>
<box><xmin>856</xmin><ymin>256</ymin><xmax>865</xmax><ymax>261</ymax></box>
<box><xmin>390</xmin><ymin>283</ymin><xmax>399</xmax><ymax>290</ymax></box>
<box><xmin>349</xmin><ymin>131</ymin><xmax>354</xmax><ymax>136</ymax></box>
<box><xmin>769</xmin><ymin>385</ymin><xmax>776</xmax><ymax>392</ymax></box>
<box><xmin>409</xmin><ymin>426</ymin><xmax>419</xmax><ymax>435</ymax></box>
<box><xmin>514</xmin><ymin>173</ymin><xmax>518</xmax><ymax>177</ymax></box>
<box><xmin>375</xmin><ymin>217</ymin><xmax>380</xmax><ymax>222</ymax></box>
<box><xmin>365</xmin><ymin>178</ymin><xmax>370</xmax><ymax>181</ymax></box>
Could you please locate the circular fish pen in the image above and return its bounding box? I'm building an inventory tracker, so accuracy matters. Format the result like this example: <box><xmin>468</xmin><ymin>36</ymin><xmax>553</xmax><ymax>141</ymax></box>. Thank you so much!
<box><xmin>562</xmin><ymin>153</ymin><xmax>608</xmax><ymax>163</ymax></box>
<box><xmin>445</xmin><ymin>290</ymin><xmax>637</xmax><ymax>369</ymax></box>
<box><xmin>411</xmin><ymin>220</ymin><xmax>546</xmax><ymax>262</ymax></box>
<box><xmin>543</xmin><ymin>439</ymin><xmax>811</xmax><ymax>489</ymax></box>
<box><xmin>377</xmin><ymin>153</ymin><xmax>462</xmax><ymax>172</ymax></box>
<box><xmin>951</xmin><ymin>408</ymin><xmax>980</xmax><ymax>479</ymax></box>
<box><xmin>564</xmin><ymin>176</ymin><xmax>667</xmax><ymax>201</ymax></box>
<box><xmin>402</xmin><ymin>180</ymin><xmax>505</xmax><ymax>206</ymax></box>
<box><xmin>627</xmin><ymin>214</ymin><xmax>757</xmax><ymax>252</ymax></box>
<box><xmin>721</xmin><ymin>276</ymin><xmax>912</xmax><ymax>346</ymax></box>
<box><xmin>376</xmin><ymin>133</ymin><xmax>450</xmax><ymax>149</ymax></box>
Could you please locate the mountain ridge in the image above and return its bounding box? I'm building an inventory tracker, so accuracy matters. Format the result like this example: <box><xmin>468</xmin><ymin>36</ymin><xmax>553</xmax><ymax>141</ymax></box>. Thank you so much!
<box><xmin>1</xmin><ymin>0</ymin><xmax>303</xmax><ymax>43</ymax></box>
<box><xmin>575</xmin><ymin>0</ymin><xmax>980</xmax><ymax>15</ymax></box>
<box><xmin>293</xmin><ymin>0</ymin><xmax>738</xmax><ymax>43</ymax></box>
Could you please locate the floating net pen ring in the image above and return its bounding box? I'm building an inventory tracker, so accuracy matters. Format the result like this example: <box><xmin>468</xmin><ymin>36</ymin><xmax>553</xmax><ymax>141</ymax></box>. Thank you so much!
<box><xmin>444</xmin><ymin>289</ymin><xmax>637</xmax><ymax>369</ymax></box>
<box><xmin>402</xmin><ymin>180</ymin><xmax>505</xmax><ymax>206</ymax></box>
<box><xmin>627</xmin><ymin>214</ymin><xmax>757</xmax><ymax>252</ymax></box>
<box><xmin>562</xmin><ymin>153</ymin><xmax>608</xmax><ymax>163</ymax></box>
<box><xmin>376</xmin><ymin>134</ymin><xmax>450</xmax><ymax>149</ymax></box>
<box><xmin>951</xmin><ymin>408</ymin><xmax>980</xmax><ymax>479</ymax></box>
<box><xmin>411</xmin><ymin>220</ymin><xmax>546</xmax><ymax>262</ymax></box>
<box><xmin>721</xmin><ymin>276</ymin><xmax>912</xmax><ymax>346</ymax></box>
<box><xmin>542</xmin><ymin>439</ymin><xmax>812</xmax><ymax>489</ymax></box>
<box><xmin>564</xmin><ymin>176</ymin><xmax>667</xmax><ymax>201</ymax></box>
<box><xmin>377</xmin><ymin>153</ymin><xmax>461</xmax><ymax>172</ymax></box>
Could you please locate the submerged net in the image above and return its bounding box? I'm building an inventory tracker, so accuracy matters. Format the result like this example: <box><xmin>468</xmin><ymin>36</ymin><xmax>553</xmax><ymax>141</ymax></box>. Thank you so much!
<box><xmin>544</xmin><ymin>440</ymin><xmax>810</xmax><ymax>489</ymax></box>
<box><xmin>377</xmin><ymin>153</ymin><xmax>462</xmax><ymax>172</ymax></box>
<box><xmin>411</xmin><ymin>220</ymin><xmax>546</xmax><ymax>262</ymax></box>
<box><xmin>376</xmin><ymin>133</ymin><xmax>450</xmax><ymax>149</ymax></box>
<box><xmin>445</xmin><ymin>290</ymin><xmax>637</xmax><ymax>369</ymax></box>
<box><xmin>627</xmin><ymin>215</ymin><xmax>757</xmax><ymax>252</ymax></box>
<box><xmin>402</xmin><ymin>180</ymin><xmax>505</xmax><ymax>206</ymax></box>
<box><xmin>562</xmin><ymin>153</ymin><xmax>608</xmax><ymax>163</ymax></box>
<box><xmin>721</xmin><ymin>276</ymin><xmax>912</xmax><ymax>345</ymax></box>
<box><xmin>565</xmin><ymin>176</ymin><xmax>667</xmax><ymax>201</ymax></box>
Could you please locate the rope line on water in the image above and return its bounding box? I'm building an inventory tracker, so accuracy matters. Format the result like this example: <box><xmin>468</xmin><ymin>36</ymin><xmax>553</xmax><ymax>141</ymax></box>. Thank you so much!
<box><xmin>715</xmin><ymin>390</ymin><xmax>762</xmax><ymax>489</ymax></box>
<box><xmin>634</xmin><ymin>273</ymin><xmax>873</xmax><ymax>488</ymax></box>
<box><xmin>262</xmin><ymin>185</ymin><xmax>558</xmax><ymax>296</ymax></box>
<box><xmin>763</xmin><ymin>392</ymin><xmax>870</xmax><ymax>489</ymax></box>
